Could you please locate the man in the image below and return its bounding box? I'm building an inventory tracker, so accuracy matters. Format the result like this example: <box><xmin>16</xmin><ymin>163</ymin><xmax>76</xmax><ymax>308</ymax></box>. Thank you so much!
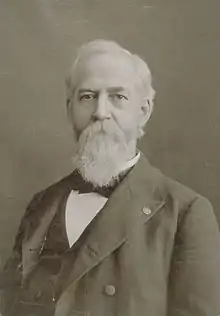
<box><xmin>1</xmin><ymin>39</ymin><xmax>220</xmax><ymax>316</ymax></box>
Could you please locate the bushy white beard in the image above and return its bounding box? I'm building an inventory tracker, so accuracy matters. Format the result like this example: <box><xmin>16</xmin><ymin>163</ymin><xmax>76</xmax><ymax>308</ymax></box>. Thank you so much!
<box><xmin>73</xmin><ymin>121</ymin><xmax>131</xmax><ymax>187</ymax></box>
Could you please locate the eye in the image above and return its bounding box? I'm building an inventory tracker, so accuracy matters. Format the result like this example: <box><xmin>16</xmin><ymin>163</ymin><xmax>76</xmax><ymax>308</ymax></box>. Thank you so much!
<box><xmin>79</xmin><ymin>94</ymin><xmax>96</xmax><ymax>101</ymax></box>
<box><xmin>110</xmin><ymin>94</ymin><xmax>128</xmax><ymax>101</ymax></box>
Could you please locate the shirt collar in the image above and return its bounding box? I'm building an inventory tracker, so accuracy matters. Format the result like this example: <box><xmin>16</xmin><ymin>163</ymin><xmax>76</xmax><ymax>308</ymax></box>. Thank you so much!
<box><xmin>72</xmin><ymin>151</ymin><xmax>141</xmax><ymax>196</ymax></box>
<box><xmin>118</xmin><ymin>151</ymin><xmax>141</xmax><ymax>175</ymax></box>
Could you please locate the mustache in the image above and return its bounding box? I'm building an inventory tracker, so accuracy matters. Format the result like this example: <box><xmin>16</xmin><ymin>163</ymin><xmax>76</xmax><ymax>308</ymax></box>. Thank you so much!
<box><xmin>87</xmin><ymin>121</ymin><xmax>113</xmax><ymax>134</ymax></box>
<box><xmin>82</xmin><ymin>120</ymin><xmax>122</xmax><ymax>140</ymax></box>
<box><xmin>75</xmin><ymin>120</ymin><xmax>126</xmax><ymax>158</ymax></box>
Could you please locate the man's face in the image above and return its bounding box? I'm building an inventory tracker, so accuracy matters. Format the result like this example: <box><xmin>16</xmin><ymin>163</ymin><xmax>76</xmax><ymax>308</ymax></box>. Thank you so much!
<box><xmin>68</xmin><ymin>52</ymin><xmax>147</xmax><ymax>186</ymax></box>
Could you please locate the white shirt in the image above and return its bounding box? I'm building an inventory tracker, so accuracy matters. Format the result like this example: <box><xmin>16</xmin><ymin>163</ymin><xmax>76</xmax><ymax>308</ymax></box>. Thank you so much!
<box><xmin>65</xmin><ymin>152</ymin><xmax>140</xmax><ymax>247</ymax></box>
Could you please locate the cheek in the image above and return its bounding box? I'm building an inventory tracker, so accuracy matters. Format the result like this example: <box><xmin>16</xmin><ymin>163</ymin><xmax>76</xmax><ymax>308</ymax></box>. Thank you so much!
<box><xmin>114</xmin><ymin>110</ymin><xmax>139</xmax><ymax>140</ymax></box>
<box><xmin>71</xmin><ymin>104</ymin><xmax>94</xmax><ymax>131</ymax></box>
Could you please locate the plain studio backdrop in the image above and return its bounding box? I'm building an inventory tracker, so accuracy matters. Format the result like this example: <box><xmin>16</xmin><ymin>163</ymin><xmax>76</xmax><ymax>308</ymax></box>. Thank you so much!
<box><xmin>0</xmin><ymin>0</ymin><xmax>220</xmax><ymax>265</ymax></box>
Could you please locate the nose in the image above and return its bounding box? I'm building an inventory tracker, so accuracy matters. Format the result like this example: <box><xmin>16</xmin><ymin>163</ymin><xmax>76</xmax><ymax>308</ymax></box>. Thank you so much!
<box><xmin>93</xmin><ymin>93</ymin><xmax>111</xmax><ymax>121</ymax></box>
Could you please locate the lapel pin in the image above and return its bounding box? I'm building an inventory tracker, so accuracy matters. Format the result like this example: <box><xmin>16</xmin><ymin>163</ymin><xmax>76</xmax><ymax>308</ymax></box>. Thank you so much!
<box><xmin>142</xmin><ymin>207</ymin><xmax>152</xmax><ymax>215</ymax></box>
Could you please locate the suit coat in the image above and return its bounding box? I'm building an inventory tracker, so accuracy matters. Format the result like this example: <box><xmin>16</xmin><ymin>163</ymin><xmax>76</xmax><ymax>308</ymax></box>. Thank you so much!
<box><xmin>1</xmin><ymin>153</ymin><xmax>220</xmax><ymax>316</ymax></box>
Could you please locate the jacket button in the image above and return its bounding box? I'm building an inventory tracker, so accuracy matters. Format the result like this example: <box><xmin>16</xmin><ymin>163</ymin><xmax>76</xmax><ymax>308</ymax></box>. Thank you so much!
<box><xmin>104</xmin><ymin>285</ymin><xmax>116</xmax><ymax>296</ymax></box>
<box><xmin>142</xmin><ymin>207</ymin><xmax>151</xmax><ymax>215</ymax></box>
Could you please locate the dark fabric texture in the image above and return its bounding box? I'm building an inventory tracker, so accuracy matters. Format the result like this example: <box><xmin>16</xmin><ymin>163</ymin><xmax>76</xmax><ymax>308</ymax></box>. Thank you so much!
<box><xmin>1</xmin><ymin>153</ymin><xmax>220</xmax><ymax>316</ymax></box>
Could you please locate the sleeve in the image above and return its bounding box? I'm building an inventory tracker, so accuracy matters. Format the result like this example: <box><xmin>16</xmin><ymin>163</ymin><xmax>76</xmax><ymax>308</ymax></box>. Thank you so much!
<box><xmin>0</xmin><ymin>192</ymin><xmax>44</xmax><ymax>315</ymax></box>
<box><xmin>167</xmin><ymin>196</ymin><xmax>220</xmax><ymax>316</ymax></box>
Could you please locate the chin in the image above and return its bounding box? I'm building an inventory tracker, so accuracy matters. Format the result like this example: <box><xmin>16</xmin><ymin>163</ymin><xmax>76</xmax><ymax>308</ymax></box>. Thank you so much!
<box><xmin>79</xmin><ymin>164</ymin><xmax>120</xmax><ymax>188</ymax></box>
<box><xmin>74</xmin><ymin>134</ymin><xmax>129</xmax><ymax>187</ymax></box>
<box><xmin>72</xmin><ymin>121</ymin><xmax>134</xmax><ymax>186</ymax></box>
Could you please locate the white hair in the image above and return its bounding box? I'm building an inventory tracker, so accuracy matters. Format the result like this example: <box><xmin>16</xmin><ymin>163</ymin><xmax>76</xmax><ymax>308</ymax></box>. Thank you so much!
<box><xmin>65</xmin><ymin>39</ymin><xmax>156</xmax><ymax>138</ymax></box>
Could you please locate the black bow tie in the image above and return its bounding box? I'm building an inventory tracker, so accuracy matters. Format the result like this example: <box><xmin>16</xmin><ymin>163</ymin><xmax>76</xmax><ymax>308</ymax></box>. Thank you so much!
<box><xmin>72</xmin><ymin>170</ymin><xmax>121</xmax><ymax>198</ymax></box>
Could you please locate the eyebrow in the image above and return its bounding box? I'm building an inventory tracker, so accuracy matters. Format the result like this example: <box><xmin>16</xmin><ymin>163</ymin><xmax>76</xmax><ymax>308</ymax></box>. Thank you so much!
<box><xmin>78</xmin><ymin>87</ymin><xmax>128</xmax><ymax>94</ymax></box>
<box><xmin>78</xmin><ymin>89</ymin><xmax>96</xmax><ymax>94</ymax></box>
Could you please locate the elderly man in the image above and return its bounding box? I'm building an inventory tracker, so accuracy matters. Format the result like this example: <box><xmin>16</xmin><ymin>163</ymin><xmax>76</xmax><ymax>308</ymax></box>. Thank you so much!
<box><xmin>1</xmin><ymin>39</ymin><xmax>220</xmax><ymax>316</ymax></box>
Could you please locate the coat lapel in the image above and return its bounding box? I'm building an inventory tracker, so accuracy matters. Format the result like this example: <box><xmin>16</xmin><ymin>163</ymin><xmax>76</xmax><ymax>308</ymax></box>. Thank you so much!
<box><xmin>22</xmin><ymin>198</ymin><xmax>59</xmax><ymax>280</ymax></box>
<box><xmin>21</xmin><ymin>178</ymin><xmax>73</xmax><ymax>281</ymax></box>
<box><xmin>57</xmin><ymin>153</ymin><xmax>166</xmax><ymax>305</ymax></box>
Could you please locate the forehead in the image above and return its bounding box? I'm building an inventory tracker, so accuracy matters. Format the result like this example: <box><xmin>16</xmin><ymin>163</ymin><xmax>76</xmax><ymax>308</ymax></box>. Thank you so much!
<box><xmin>72</xmin><ymin>52</ymin><xmax>139</xmax><ymax>91</ymax></box>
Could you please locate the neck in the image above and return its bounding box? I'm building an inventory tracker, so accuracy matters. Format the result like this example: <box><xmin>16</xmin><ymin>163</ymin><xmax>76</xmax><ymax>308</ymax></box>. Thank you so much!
<box><xmin>126</xmin><ymin>139</ymin><xmax>137</xmax><ymax>161</ymax></box>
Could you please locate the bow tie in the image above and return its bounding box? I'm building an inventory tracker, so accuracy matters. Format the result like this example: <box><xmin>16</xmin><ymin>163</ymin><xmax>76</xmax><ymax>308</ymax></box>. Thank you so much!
<box><xmin>72</xmin><ymin>170</ymin><xmax>121</xmax><ymax>198</ymax></box>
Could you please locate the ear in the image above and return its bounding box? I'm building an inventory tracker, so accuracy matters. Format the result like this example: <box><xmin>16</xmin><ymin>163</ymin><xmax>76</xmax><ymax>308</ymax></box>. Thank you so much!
<box><xmin>140</xmin><ymin>97</ymin><xmax>152</xmax><ymax>124</ymax></box>
<box><xmin>66</xmin><ymin>99</ymin><xmax>73</xmax><ymax>121</ymax></box>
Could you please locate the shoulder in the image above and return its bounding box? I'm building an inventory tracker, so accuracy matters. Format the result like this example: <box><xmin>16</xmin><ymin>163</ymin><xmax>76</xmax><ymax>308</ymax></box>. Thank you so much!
<box><xmin>143</xmin><ymin>163</ymin><xmax>220</xmax><ymax>252</ymax></box>
<box><xmin>159</xmin><ymin>169</ymin><xmax>211</xmax><ymax>209</ymax></box>
<box><xmin>137</xmin><ymin>152</ymin><xmax>215</xmax><ymax>221</ymax></box>
<box><xmin>138</xmin><ymin>153</ymin><xmax>203</xmax><ymax>208</ymax></box>
<box><xmin>160</xmin><ymin>171</ymin><xmax>202</xmax><ymax>206</ymax></box>
<box><xmin>24</xmin><ymin>172</ymin><xmax>75</xmax><ymax>219</ymax></box>
<box><xmin>150</xmin><ymin>164</ymin><xmax>217</xmax><ymax>227</ymax></box>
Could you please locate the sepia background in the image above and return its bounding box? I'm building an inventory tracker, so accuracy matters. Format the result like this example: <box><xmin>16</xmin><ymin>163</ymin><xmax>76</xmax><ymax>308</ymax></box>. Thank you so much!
<box><xmin>0</xmin><ymin>0</ymin><xmax>220</xmax><ymax>264</ymax></box>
